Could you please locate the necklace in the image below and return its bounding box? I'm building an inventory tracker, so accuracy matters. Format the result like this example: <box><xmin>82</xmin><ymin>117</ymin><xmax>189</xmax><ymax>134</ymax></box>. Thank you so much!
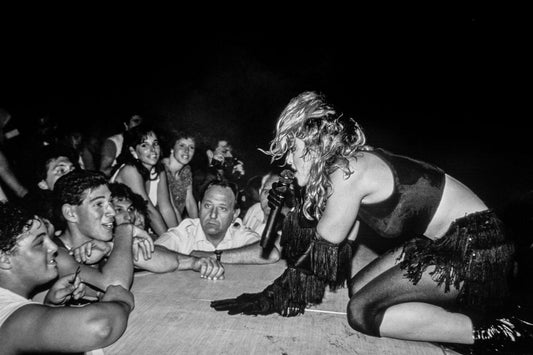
<box><xmin>149</xmin><ymin>167</ymin><xmax>159</xmax><ymax>181</ymax></box>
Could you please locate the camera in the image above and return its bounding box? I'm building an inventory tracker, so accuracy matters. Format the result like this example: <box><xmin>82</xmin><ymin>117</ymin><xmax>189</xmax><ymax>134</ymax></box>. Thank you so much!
<box><xmin>211</xmin><ymin>156</ymin><xmax>239</xmax><ymax>170</ymax></box>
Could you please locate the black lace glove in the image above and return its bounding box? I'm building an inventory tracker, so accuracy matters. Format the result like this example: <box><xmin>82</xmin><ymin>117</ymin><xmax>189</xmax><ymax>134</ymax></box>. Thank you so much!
<box><xmin>210</xmin><ymin>267</ymin><xmax>325</xmax><ymax>317</ymax></box>
<box><xmin>472</xmin><ymin>304</ymin><xmax>533</xmax><ymax>353</ymax></box>
<box><xmin>210</xmin><ymin>291</ymin><xmax>276</xmax><ymax>316</ymax></box>
<box><xmin>267</xmin><ymin>170</ymin><xmax>295</xmax><ymax>210</ymax></box>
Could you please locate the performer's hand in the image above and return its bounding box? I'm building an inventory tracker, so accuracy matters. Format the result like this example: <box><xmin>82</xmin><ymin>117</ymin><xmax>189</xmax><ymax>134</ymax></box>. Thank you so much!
<box><xmin>267</xmin><ymin>181</ymin><xmax>295</xmax><ymax>210</ymax></box>
<box><xmin>211</xmin><ymin>291</ymin><xmax>305</xmax><ymax>317</ymax></box>
<box><xmin>211</xmin><ymin>292</ymin><xmax>274</xmax><ymax>316</ymax></box>
<box><xmin>211</xmin><ymin>268</ymin><xmax>309</xmax><ymax>317</ymax></box>
<box><xmin>268</xmin><ymin>169</ymin><xmax>296</xmax><ymax>210</ymax></box>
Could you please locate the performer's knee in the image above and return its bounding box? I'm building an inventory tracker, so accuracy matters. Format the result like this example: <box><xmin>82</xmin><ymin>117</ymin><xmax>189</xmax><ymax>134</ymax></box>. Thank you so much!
<box><xmin>348</xmin><ymin>275</ymin><xmax>363</xmax><ymax>298</ymax></box>
<box><xmin>347</xmin><ymin>297</ymin><xmax>382</xmax><ymax>337</ymax></box>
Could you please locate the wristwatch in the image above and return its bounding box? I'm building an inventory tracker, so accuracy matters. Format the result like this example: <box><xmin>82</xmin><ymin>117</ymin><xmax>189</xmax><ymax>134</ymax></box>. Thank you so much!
<box><xmin>214</xmin><ymin>249</ymin><xmax>223</xmax><ymax>262</ymax></box>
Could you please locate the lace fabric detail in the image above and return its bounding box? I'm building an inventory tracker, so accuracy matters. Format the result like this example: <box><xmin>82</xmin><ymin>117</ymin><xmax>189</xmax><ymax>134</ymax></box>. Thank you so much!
<box><xmin>165</xmin><ymin>165</ymin><xmax>192</xmax><ymax>214</ymax></box>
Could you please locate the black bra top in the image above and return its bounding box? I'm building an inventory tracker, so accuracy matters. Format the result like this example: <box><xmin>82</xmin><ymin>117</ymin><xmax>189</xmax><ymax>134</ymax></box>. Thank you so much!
<box><xmin>357</xmin><ymin>148</ymin><xmax>445</xmax><ymax>238</ymax></box>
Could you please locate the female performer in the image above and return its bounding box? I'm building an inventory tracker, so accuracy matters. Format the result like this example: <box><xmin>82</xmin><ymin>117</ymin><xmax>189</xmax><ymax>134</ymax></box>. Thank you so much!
<box><xmin>212</xmin><ymin>91</ymin><xmax>531</xmax><ymax>353</ymax></box>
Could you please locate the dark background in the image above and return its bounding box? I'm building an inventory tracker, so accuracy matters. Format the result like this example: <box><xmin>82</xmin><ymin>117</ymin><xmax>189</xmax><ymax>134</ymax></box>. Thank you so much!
<box><xmin>1</xmin><ymin>7</ymin><xmax>530</xmax><ymax>211</ymax></box>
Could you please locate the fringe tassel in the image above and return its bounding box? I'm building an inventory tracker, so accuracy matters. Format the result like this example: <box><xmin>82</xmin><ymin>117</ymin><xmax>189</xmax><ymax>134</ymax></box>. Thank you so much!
<box><xmin>310</xmin><ymin>237</ymin><xmax>353</xmax><ymax>289</ymax></box>
<box><xmin>266</xmin><ymin>267</ymin><xmax>326</xmax><ymax>316</ymax></box>
<box><xmin>281</xmin><ymin>207</ymin><xmax>353</xmax><ymax>289</ymax></box>
<box><xmin>280</xmin><ymin>207</ymin><xmax>317</xmax><ymax>264</ymax></box>
<box><xmin>399</xmin><ymin>210</ymin><xmax>515</xmax><ymax>313</ymax></box>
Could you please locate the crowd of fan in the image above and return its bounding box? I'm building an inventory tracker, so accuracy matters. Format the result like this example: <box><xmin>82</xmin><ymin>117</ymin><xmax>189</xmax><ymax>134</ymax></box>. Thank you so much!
<box><xmin>0</xmin><ymin>108</ymin><xmax>283</xmax><ymax>353</ymax></box>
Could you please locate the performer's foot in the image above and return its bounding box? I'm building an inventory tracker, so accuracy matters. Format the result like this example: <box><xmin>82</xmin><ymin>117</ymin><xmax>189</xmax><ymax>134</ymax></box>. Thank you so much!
<box><xmin>472</xmin><ymin>304</ymin><xmax>533</xmax><ymax>354</ymax></box>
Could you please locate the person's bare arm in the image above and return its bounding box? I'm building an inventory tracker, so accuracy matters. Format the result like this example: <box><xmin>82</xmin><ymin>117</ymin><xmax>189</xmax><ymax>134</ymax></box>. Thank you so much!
<box><xmin>0</xmin><ymin>284</ymin><xmax>133</xmax><ymax>354</ymax></box>
<box><xmin>157</xmin><ymin>172</ymin><xmax>179</xmax><ymax>228</ymax></box>
<box><xmin>99</xmin><ymin>139</ymin><xmax>117</xmax><ymax>176</ymax></box>
<box><xmin>134</xmin><ymin>244</ymin><xmax>180</xmax><ymax>273</ymax></box>
<box><xmin>190</xmin><ymin>240</ymin><xmax>280</xmax><ymax>264</ymax></box>
<box><xmin>56</xmin><ymin>224</ymin><xmax>134</xmax><ymax>293</ymax></box>
<box><xmin>0</xmin><ymin>148</ymin><xmax>28</xmax><ymax>197</ymax></box>
<box><xmin>185</xmin><ymin>183</ymin><xmax>198</xmax><ymax>218</ymax></box>
<box><xmin>70</xmin><ymin>226</ymin><xmax>178</xmax><ymax>274</ymax></box>
<box><xmin>316</xmin><ymin>157</ymin><xmax>371</xmax><ymax>244</ymax></box>
<box><xmin>0</xmin><ymin>184</ymin><xmax>7</xmax><ymax>201</ymax></box>
<box><xmin>162</xmin><ymin>161</ymin><xmax>182</xmax><ymax>223</ymax></box>
<box><xmin>96</xmin><ymin>223</ymin><xmax>135</xmax><ymax>288</ymax></box>
<box><xmin>151</xmin><ymin>244</ymin><xmax>225</xmax><ymax>280</ymax></box>
<box><xmin>177</xmin><ymin>253</ymin><xmax>226</xmax><ymax>280</ymax></box>
<box><xmin>168</xmin><ymin>185</ymin><xmax>183</xmax><ymax>224</ymax></box>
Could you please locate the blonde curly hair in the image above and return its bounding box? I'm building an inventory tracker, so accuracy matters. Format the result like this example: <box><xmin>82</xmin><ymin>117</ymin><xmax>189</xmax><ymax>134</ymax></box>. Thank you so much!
<box><xmin>264</xmin><ymin>91</ymin><xmax>368</xmax><ymax>220</ymax></box>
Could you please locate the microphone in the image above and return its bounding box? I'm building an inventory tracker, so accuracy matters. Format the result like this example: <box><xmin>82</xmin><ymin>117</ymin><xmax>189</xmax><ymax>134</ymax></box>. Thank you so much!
<box><xmin>260</xmin><ymin>169</ymin><xmax>295</xmax><ymax>251</ymax></box>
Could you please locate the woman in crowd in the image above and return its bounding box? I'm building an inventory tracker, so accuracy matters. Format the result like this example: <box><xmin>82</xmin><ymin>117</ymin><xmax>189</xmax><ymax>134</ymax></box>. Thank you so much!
<box><xmin>212</xmin><ymin>91</ymin><xmax>530</xmax><ymax>353</ymax></box>
<box><xmin>110</xmin><ymin>124</ymin><xmax>178</xmax><ymax>236</ymax></box>
<box><xmin>161</xmin><ymin>129</ymin><xmax>198</xmax><ymax>223</ymax></box>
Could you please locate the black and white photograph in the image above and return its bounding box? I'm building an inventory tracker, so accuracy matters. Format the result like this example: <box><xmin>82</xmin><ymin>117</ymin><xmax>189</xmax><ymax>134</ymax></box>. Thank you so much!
<box><xmin>1</xmin><ymin>6</ymin><xmax>531</xmax><ymax>355</ymax></box>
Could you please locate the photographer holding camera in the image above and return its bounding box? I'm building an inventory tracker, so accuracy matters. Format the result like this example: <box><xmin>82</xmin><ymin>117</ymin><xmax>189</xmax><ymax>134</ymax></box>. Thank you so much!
<box><xmin>207</xmin><ymin>139</ymin><xmax>245</xmax><ymax>181</ymax></box>
<box><xmin>195</xmin><ymin>139</ymin><xmax>246</xmax><ymax>210</ymax></box>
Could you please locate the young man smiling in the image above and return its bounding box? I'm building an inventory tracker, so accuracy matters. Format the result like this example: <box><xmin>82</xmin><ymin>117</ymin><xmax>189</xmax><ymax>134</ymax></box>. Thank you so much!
<box><xmin>53</xmin><ymin>170</ymin><xmax>224</xmax><ymax>288</ymax></box>
<box><xmin>53</xmin><ymin>170</ymin><xmax>137</xmax><ymax>295</ymax></box>
<box><xmin>0</xmin><ymin>202</ymin><xmax>134</xmax><ymax>353</ymax></box>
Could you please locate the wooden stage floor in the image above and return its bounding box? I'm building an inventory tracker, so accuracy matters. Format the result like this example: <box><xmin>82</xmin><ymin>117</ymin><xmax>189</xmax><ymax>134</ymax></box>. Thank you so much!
<box><xmin>105</xmin><ymin>259</ymin><xmax>461</xmax><ymax>355</ymax></box>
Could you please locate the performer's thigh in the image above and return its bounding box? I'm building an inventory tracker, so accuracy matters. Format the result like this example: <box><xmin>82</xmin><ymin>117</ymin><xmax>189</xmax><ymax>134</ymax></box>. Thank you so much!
<box><xmin>349</xmin><ymin>247</ymin><xmax>403</xmax><ymax>296</ymax></box>
<box><xmin>347</xmin><ymin>263</ymin><xmax>461</xmax><ymax>335</ymax></box>
<box><xmin>351</xmin><ymin>243</ymin><xmax>380</xmax><ymax>276</ymax></box>
<box><xmin>352</xmin><ymin>263</ymin><xmax>460</xmax><ymax>314</ymax></box>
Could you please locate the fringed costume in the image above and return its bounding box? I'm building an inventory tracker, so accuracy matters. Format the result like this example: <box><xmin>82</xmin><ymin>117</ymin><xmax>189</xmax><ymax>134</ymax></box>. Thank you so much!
<box><xmin>354</xmin><ymin>148</ymin><xmax>515</xmax><ymax>316</ymax></box>
<box><xmin>399</xmin><ymin>209</ymin><xmax>515</xmax><ymax>315</ymax></box>
<box><xmin>211</xmin><ymin>201</ymin><xmax>353</xmax><ymax>316</ymax></box>
<box><xmin>211</xmin><ymin>147</ymin><xmax>524</xmax><ymax>352</ymax></box>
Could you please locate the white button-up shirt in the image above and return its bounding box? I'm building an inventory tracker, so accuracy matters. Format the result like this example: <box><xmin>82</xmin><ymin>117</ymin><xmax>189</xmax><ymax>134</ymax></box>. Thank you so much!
<box><xmin>155</xmin><ymin>217</ymin><xmax>260</xmax><ymax>254</ymax></box>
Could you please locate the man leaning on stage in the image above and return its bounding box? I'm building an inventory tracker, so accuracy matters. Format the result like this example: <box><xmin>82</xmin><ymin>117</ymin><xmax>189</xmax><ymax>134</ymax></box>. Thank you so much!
<box><xmin>155</xmin><ymin>179</ymin><xmax>280</xmax><ymax>264</ymax></box>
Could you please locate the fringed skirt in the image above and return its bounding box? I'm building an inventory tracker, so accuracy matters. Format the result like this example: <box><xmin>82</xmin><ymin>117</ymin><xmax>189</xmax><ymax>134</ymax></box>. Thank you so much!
<box><xmin>399</xmin><ymin>209</ymin><xmax>515</xmax><ymax>315</ymax></box>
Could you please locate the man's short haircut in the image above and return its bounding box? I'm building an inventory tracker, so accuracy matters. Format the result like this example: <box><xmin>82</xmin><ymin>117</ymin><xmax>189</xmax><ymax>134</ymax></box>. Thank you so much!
<box><xmin>0</xmin><ymin>202</ymin><xmax>35</xmax><ymax>253</ymax></box>
<box><xmin>34</xmin><ymin>144</ymin><xmax>77</xmax><ymax>182</ymax></box>
<box><xmin>169</xmin><ymin>128</ymin><xmax>197</xmax><ymax>145</ymax></box>
<box><xmin>108</xmin><ymin>182</ymin><xmax>149</xmax><ymax>222</ymax></box>
<box><xmin>260</xmin><ymin>172</ymin><xmax>280</xmax><ymax>193</ymax></box>
<box><xmin>54</xmin><ymin>170</ymin><xmax>109</xmax><ymax>207</ymax></box>
<box><xmin>201</xmin><ymin>179</ymin><xmax>240</xmax><ymax>210</ymax></box>
<box><xmin>246</xmin><ymin>175</ymin><xmax>263</xmax><ymax>193</ymax></box>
